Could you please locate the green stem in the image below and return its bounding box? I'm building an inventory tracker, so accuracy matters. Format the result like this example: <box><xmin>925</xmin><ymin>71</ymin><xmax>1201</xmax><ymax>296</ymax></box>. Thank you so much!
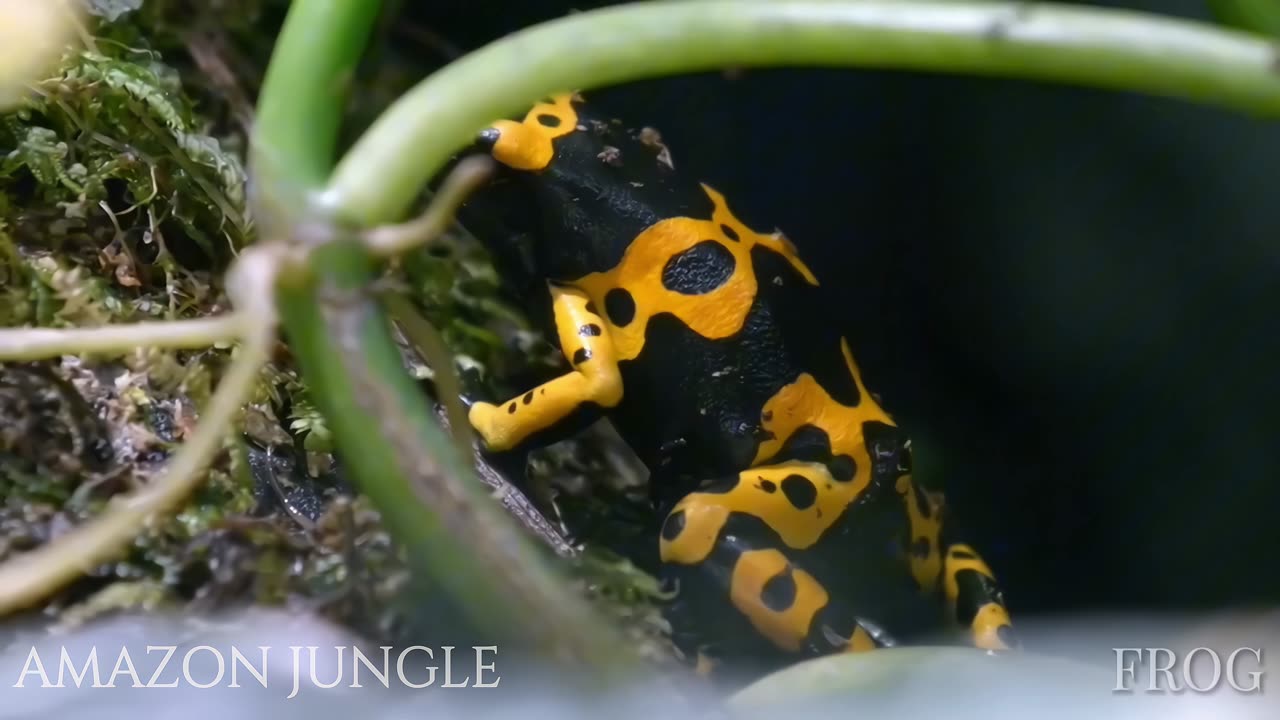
<box><xmin>381</xmin><ymin>291</ymin><xmax>476</xmax><ymax>465</ymax></box>
<box><xmin>0</xmin><ymin>315</ymin><xmax>243</xmax><ymax>361</ymax></box>
<box><xmin>255</xmin><ymin>0</ymin><xmax>643</xmax><ymax>674</ymax></box>
<box><xmin>328</xmin><ymin>0</ymin><xmax>1280</xmax><ymax>227</ymax></box>
<box><xmin>0</xmin><ymin>249</ymin><xmax>279</xmax><ymax>614</ymax></box>
<box><xmin>250</xmin><ymin>0</ymin><xmax>382</xmax><ymax>222</ymax></box>
<box><xmin>277</xmin><ymin>240</ymin><xmax>636</xmax><ymax>673</ymax></box>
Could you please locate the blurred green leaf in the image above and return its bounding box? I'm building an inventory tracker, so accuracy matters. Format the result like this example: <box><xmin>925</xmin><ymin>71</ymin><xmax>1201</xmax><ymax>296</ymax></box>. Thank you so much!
<box><xmin>1208</xmin><ymin>0</ymin><xmax>1280</xmax><ymax>37</ymax></box>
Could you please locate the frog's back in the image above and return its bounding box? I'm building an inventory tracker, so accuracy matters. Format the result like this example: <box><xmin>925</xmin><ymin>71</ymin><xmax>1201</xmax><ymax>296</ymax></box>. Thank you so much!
<box><xmin>466</xmin><ymin>96</ymin><xmax>877</xmax><ymax>486</ymax></box>
<box><xmin>457</xmin><ymin>94</ymin><xmax>1016</xmax><ymax>676</ymax></box>
<box><xmin>599</xmin><ymin>230</ymin><xmax>872</xmax><ymax>489</ymax></box>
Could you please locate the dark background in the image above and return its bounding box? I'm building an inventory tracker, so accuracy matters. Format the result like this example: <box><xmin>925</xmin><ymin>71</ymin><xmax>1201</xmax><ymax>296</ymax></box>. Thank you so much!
<box><xmin>411</xmin><ymin>0</ymin><xmax>1280</xmax><ymax>624</ymax></box>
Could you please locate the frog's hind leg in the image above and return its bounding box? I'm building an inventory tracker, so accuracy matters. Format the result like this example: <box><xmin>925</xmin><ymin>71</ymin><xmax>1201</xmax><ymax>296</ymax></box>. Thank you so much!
<box><xmin>940</xmin><ymin>538</ymin><xmax>1018</xmax><ymax>651</ymax></box>
<box><xmin>658</xmin><ymin>461</ymin><xmax>888</xmax><ymax>664</ymax></box>
<box><xmin>892</xmin><ymin>454</ymin><xmax>1016</xmax><ymax>652</ymax></box>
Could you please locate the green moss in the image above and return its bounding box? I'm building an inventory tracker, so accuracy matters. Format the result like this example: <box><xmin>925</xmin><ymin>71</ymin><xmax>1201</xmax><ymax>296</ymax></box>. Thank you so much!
<box><xmin>0</xmin><ymin>0</ymin><xmax>667</xmax><ymax>649</ymax></box>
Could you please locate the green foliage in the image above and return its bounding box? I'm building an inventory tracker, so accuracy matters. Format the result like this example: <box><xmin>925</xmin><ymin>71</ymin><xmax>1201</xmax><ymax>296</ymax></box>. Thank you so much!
<box><xmin>0</xmin><ymin>2</ymin><xmax>364</xmax><ymax>632</ymax></box>
<box><xmin>0</xmin><ymin>0</ymin><xmax>665</xmax><ymax>648</ymax></box>
<box><xmin>0</xmin><ymin>1</ymin><xmax>263</xmax><ymax>337</ymax></box>
<box><xmin>1</xmin><ymin>46</ymin><xmax>249</xmax><ymax>277</ymax></box>
<box><xmin>1207</xmin><ymin>0</ymin><xmax>1280</xmax><ymax>38</ymax></box>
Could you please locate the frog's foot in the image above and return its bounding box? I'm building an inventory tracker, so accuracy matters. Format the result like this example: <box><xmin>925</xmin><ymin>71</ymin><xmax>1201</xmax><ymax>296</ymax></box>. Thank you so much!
<box><xmin>941</xmin><ymin>542</ymin><xmax>1018</xmax><ymax>651</ymax></box>
<box><xmin>413</xmin><ymin>361</ymin><xmax>491</xmax><ymax>409</ymax></box>
<box><xmin>657</xmin><ymin>465</ymin><xmax>890</xmax><ymax>662</ymax></box>
<box><xmin>418</xmin><ymin>364</ymin><xmax>493</xmax><ymax>441</ymax></box>
<box><xmin>416</xmin><ymin>364</ymin><xmax>532</xmax><ymax>491</ymax></box>
<box><xmin>454</xmin><ymin>365</ymin><xmax>491</xmax><ymax>412</ymax></box>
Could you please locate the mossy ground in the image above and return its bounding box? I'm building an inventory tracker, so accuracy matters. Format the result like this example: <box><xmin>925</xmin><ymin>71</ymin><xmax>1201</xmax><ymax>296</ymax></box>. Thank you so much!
<box><xmin>0</xmin><ymin>1</ymin><xmax>671</xmax><ymax>657</ymax></box>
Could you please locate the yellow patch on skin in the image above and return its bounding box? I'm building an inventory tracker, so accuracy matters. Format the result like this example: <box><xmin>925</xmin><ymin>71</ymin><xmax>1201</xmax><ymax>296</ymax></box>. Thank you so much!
<box><xmin>486</xmin><ymin>93</ymin><xmax>579</xmax><ymax>171</ymax></box>
<box><xmin>575</xmin><ymin>184</ymin><xmax>818</xmax><ymax>362</ymax></box>
<box><xmin>971</xmin><ymin>603</ymin><xmax>1015</xmax><ymax>651</ymax></box>
<box><xmin>895</xmin><ymin>475</ymin><xmax>944</xmax><ymax>592</ymax></box>
<box><xmin>942</xmin><ymin>543</ymin><xmax>994</xmax><ymax>602</ymax></box>
<box><xmin>751</xmin><ymin>339</ymin><xmax>894</xmax><ymax>495</ymax></box>
<box><xmin>694</xmin><ymin>652</ymin><xmax>718</xmax><ymax>677</ymax></box>
<box><xmin>660</xmin><ymin>500</ymin><xmax>730</xmax><ymax>565</ymax></box>
<box><xmin>663</xmin><ymin>462</ymin><xmax>842</xmax><ymax>560</ymax></box>
<box><xmin>943</xmin><ymin>543</ymin><xmax>1014</xmax><ymax>650</ymax></box>
<box><xmin>846</xmin><ymin>626</ymin><xmax>877</xmax><ymax>653</ymax></box>
<box><xmin>468</xmin><ymin>284</ymin><xmax>622</xmax><ymax>451</ymax></box>
<box><xmin>729</xmin><ymin>549</ymin><xmax>828</xmax><ymax>653</ymax></box>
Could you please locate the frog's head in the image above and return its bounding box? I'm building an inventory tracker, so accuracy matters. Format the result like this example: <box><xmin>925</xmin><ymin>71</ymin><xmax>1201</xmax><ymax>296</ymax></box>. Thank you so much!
<box><xmin>456</xmin><ymin>93</ymin><xmax>709</xmax><ymax>288</ymax></box>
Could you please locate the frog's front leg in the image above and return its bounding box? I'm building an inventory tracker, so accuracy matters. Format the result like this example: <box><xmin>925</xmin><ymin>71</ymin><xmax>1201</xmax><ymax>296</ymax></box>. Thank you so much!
<box><xmin>942</xmin><ymin>541</ymin><xmax>1017</xmax><ymax>651</ymax></box>
<box><xmin>659</xmin><ymin>462</ymin><xmax>888</xmax><ymax>661</ymax></box>
<box><xmin>468</xmin><ymin>283</ymin><xmax>622</xmax><ymax>452</ymax></box>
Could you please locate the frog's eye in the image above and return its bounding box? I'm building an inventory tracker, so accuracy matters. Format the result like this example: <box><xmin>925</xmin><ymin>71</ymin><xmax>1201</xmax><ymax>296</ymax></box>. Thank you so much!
<box><xmin>476</xmin><ymin>120</ymin><xmax>554</xmax><ymax>171</ymax></box>
<box><xmin>477</xmin><ymin>127</ymin><xmax>501</xmax><ymax>147</ymax></box>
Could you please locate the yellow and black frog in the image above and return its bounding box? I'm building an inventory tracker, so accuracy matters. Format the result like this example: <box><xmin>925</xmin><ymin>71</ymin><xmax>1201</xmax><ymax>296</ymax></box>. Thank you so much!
<box><xmin>451</xmin><ymin>92</ymin><xmax>1016</xmax><ymax>679</ymax></box>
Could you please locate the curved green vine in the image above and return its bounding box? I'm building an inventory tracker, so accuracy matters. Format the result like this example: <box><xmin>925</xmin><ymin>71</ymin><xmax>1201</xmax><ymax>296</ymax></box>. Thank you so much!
<box><xmin>2</xmin><ymin>0</ymin><xmax>1275</xmax><ymax>693</ymax></box>
<box><xmin>255</xmin><ymin>0</ymin><xmax>650</xmax><ymax>680</ymax></box>
<box><xmin>327</xmin><ymin>0</ymin><xmax>1280</xmax><ymax>227</ymax></box>
<box><xmin>253</xmin><ymin>0</ymin><xmax>1280</xmax><ymax>683</ymax></box>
